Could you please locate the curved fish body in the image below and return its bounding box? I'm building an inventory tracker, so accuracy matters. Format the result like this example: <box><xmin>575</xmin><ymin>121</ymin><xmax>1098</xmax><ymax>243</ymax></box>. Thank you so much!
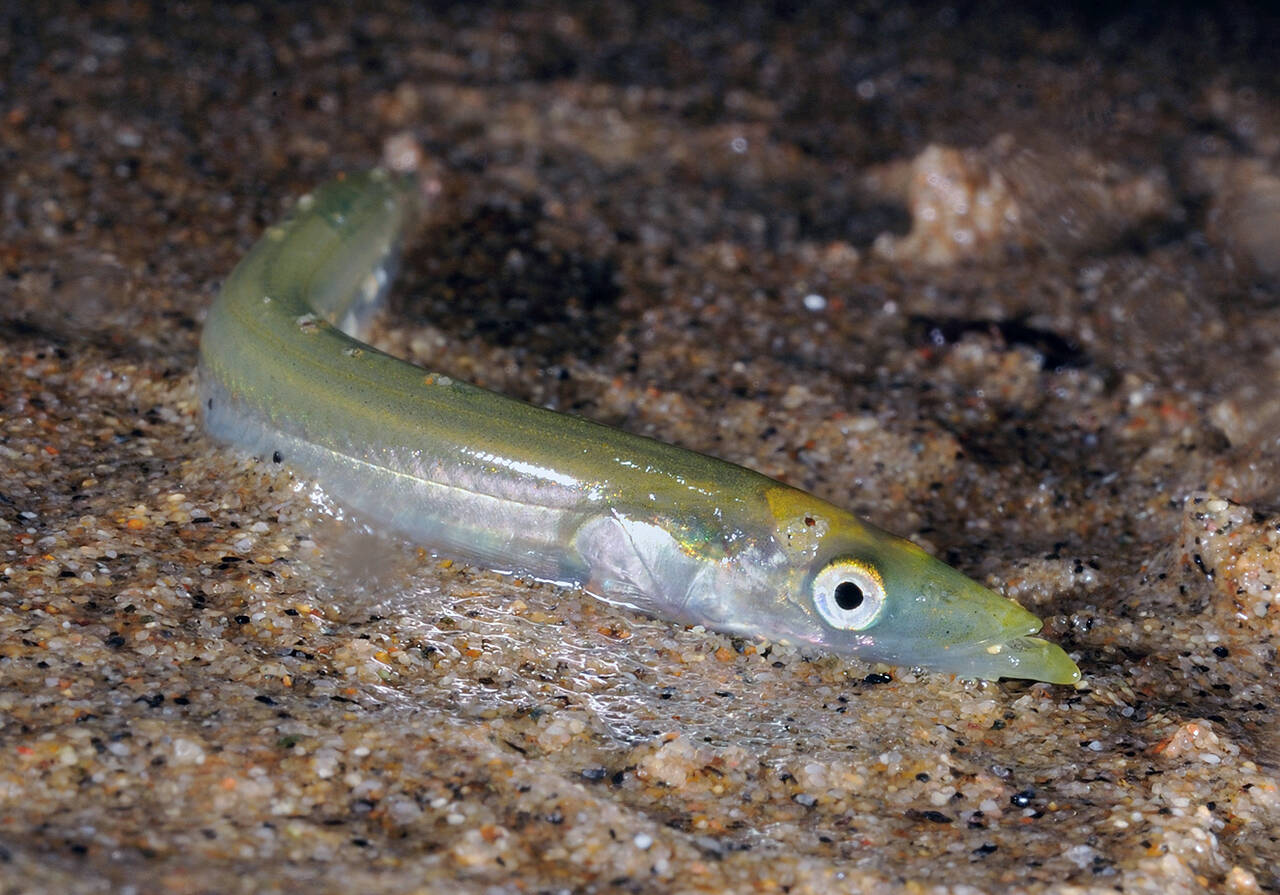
<box><xmin>198</xmin><ymin>170</ymin><xmax>1080</xmax><ymax>684</ymax></box>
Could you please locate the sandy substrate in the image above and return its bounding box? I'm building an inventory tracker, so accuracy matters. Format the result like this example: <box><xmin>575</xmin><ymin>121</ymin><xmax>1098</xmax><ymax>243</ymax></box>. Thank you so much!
<box><xmin>3</xmin><ymin>3</ymin><xmax>1280</xmax><ymax>892</ymax></box>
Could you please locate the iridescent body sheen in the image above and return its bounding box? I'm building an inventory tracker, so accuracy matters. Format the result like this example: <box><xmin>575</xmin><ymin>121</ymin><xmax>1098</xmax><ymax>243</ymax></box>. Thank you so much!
<box><xmin>198</xmin><ymin>170</ymin><xmax>1080</xmax><ymax>684</ymax></box>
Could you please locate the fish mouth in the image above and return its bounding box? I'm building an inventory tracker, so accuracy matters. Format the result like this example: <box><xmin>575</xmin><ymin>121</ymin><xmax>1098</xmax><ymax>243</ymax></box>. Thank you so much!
<box><xmin>904</xmin><ymin>570</ymin><xmax>1081</xmax><ymax>683</ymax></box>
<box><xmin>939</xmin><ymin>634</ymin><xmax>1081</xmax><ymax>684</ymax></box>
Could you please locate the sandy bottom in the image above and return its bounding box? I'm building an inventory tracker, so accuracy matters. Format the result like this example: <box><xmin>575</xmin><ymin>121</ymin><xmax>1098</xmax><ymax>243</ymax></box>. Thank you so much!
<box><xmin>3</xmin><ymin>3</ymin><xmax>1279</xmax><ymax>892</ymax></box>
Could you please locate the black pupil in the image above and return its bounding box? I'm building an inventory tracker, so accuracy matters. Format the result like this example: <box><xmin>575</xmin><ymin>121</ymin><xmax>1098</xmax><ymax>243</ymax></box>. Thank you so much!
<box><xmin>834</xmin><ymin>581</ymin><xmax>864</xmax><ymax>611</ymax></box>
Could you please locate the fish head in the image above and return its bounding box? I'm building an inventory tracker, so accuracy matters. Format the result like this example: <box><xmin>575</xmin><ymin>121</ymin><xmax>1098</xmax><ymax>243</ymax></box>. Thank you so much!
<box><xmin>759</xmin><ymin>488</ymin><xmax>1080</xmax><ymax>684</ymax></box>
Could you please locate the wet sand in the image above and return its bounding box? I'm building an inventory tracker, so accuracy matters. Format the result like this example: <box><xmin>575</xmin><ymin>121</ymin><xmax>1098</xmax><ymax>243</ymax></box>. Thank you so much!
<box><xmin>2</xmin><ymin>3</ymin><xmax>1279</xmax><ymax>892</ymax></box>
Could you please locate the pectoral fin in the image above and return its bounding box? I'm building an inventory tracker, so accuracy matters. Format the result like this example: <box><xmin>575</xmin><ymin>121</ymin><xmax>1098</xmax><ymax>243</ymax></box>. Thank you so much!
<box><xmin>571</xmin><ymin>512</ymin><xmax>706</xmax><ymax>622</ymax></box>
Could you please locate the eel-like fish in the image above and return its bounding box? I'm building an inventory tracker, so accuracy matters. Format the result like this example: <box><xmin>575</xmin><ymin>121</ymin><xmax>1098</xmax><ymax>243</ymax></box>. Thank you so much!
<box><xmin>198</xmin><ymin>169</ymin><xmax>1080</xmax><ymax>684</ymax></box>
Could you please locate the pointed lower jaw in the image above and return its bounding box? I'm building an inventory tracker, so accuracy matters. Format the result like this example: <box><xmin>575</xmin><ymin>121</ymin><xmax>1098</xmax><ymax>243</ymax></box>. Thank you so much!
<box><xmin>935</xmin><ymin>636</ymin><xmax>1081</xmax><ymax>684</ymax></box>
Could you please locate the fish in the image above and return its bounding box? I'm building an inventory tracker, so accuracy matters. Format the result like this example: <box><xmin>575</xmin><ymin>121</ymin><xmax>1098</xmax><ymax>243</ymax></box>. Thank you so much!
<box><xmin>198</xmin><ymin>169</ymin><xmax>1080</xmax><ymax>684</ymax></box>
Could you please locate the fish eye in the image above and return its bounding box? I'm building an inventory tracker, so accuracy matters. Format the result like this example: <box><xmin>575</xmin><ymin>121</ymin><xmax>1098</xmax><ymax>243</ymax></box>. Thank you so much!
<box><xmin>812</xmin><ymin>559</ymin><xmax>885</xmax><ymax>630</ymax></box>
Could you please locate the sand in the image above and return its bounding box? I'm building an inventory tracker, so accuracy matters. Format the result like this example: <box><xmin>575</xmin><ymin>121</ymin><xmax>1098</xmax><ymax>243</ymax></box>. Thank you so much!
<box><xmin>3</xmin><ymin>3</ymin><xmax>1279</xmax><ymax>892</ymax></box>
